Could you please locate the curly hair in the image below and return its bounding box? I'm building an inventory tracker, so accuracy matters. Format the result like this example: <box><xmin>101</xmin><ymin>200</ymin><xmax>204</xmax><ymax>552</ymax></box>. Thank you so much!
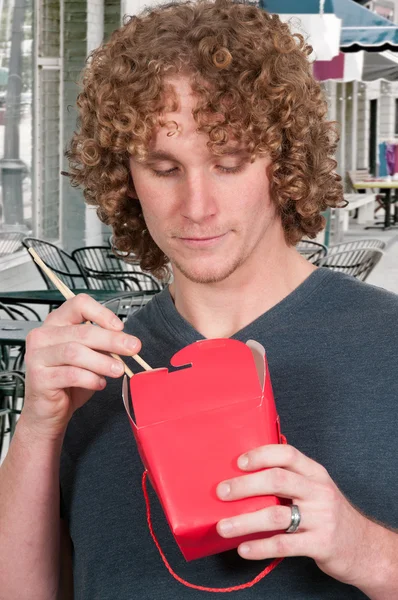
<box><xmin>66</xmin><ymin>0</ymin><xmax>344</xmax><ymax>279</ymax></box>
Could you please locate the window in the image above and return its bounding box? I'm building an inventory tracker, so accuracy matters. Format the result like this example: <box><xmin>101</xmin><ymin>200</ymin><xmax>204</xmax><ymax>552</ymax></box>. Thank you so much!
<box><xmin>34</xmin><ymin>0</ymin><xmax>62</xmax><ymax>241</ymax></box>
<box><xmin>0</xmin><ymin>0</ymin><xmax>33</xmax><ymax>231</ymax></box>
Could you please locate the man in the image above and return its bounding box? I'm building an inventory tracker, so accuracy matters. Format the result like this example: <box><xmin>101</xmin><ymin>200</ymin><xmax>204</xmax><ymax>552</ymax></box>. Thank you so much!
<box><xmin>1</xmin><ymin>0</ymin><xmax>397</xmax><ymax>598</ymax></box>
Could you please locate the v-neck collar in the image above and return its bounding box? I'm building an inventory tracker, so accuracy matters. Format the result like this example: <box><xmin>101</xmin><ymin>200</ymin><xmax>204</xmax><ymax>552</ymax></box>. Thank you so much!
<box><xmin>152</xmin><ymin>267</ymin><xmax>334</xmax><ymax>345</ymax></box>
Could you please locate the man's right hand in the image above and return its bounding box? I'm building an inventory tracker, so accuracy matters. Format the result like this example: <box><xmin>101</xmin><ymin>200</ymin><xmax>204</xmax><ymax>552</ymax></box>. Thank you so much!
<box><xmin>22</xmin><ymin>293</ymin><xmax>141</xmax><ymax>440</ymax></box>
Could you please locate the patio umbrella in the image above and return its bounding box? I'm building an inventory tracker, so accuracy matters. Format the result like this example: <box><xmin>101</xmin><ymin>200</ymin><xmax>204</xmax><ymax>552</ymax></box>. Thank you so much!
<box><xmin>315</xmin><ymin>49</ymin><xmax>398</xmax><ymax>83</ymax></box>
<box><xmin>260</xmin><ymin>0</ymin><xmax>342</xmax><ymax>61</ymax></box>
<box><xmin>307</xmin><ymin>0</ymin><xmax>398</xmax><ymax>81</ymax></box>
<box><xmin>362</xmin><ymin>50</ymin><xmax>398</xmax><ymax>81</ymax></box>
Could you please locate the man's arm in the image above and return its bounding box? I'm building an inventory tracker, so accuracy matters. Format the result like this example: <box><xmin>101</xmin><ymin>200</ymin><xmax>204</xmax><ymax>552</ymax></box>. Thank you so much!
<box><xmin>0</xmin><ymin>417</ymin><xmax>64</xmax><ymax>600</ymax></box>
<box><xmin>0</xmin><ymin>294</ymin><xmax>140</xmax><ymax>600</ymax></box>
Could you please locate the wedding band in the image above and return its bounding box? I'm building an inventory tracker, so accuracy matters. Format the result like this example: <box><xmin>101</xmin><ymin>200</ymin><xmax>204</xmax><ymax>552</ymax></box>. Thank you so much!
<box><xmin>286</xmin><ymin>504</ymin><xmax>301</xmax><ymax>533</ymax></box>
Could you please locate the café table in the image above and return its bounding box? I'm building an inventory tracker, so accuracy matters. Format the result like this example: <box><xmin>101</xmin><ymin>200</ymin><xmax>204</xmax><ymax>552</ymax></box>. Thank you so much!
<box><xmin>0</xmin><ymin>320</ymin><xmax>41</xmax><ymax>344</ymax></box>
<box><xmin>0</xmin><ymin>288</ymin><xmax>156</xmax><ymax>307</ymax></box>
<box><xmin>351</xmin><ymin>177</ymin><xmax>398</xmax><ymax>230</ymax></box>
<box><xmin>0</xmin><ymin>319</ymin><xmax>42</xmax><ymax>373</ymax></box>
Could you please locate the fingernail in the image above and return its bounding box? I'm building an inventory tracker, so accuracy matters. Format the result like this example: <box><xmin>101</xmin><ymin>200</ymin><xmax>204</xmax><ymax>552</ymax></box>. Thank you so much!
<box><xmin>124</xmin><ymin>336</ymin><xmax>139</xmax><ymax>352</ymax></box>
<box><xmin>240</xmin><ymin>544</ymin><xmax>251</xmax><ymax>555</ymax></box>
<box><xmin>219</xmin><ymin>520</ymin><xmax>233</xmax><ymax>534</ymax></box>
<box><xmin>111</xmin><ymin>361</ymin><xmax>124</xmax><ymax>374</ymax></box>
<box><xmin>238</xmin><ymin>454</ymin><xmax>249</xmax><ymax>469</ymax></box>
<box><xmin>217</xmin><ymin>483</ymin><xmax>231</xmax><ymax>498</ymax></box>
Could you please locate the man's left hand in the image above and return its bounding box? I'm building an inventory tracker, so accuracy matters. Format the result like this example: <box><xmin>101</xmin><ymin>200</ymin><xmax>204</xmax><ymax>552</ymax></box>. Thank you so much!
<box><xmin>216</xmin><ymin>444</ymin><xmax>375</xmax><ymax>588</ymax></box>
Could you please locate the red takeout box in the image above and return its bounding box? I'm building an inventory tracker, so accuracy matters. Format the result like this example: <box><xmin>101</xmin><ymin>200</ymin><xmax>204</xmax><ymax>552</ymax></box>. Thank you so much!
<box><xmin>122</xmin><ymin>338</ymin><xmax>285</xmax><ymax>561</ymax></box>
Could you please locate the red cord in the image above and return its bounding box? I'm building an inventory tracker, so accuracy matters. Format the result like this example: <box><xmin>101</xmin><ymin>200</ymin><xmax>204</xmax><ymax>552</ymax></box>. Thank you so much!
<box><xmin>142</xmin><ymin>471</ymin><xmax>283</xmax><ymax>592</ymax></box>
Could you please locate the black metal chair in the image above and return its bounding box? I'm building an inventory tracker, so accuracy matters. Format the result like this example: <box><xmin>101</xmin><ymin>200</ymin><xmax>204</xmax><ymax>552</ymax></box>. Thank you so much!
<box><xmin>101</xmin><ymin>291</ymin><xmax>149</xmax><ymax>323</ymax></box>
<box><xmin>296</xmin><ymin>240</ymin><xmax>328</xmax><ymax>265</ymax></box>
<box><xmin>0</xmin><ymin>371</ymin><xmax>25</xmax><ymax>460</ymax></box>
<box><xmin>318</xmin><ymin>248</ymin><xmax>384</xmax><ymax>281</ymax></box>
<box><xmin>0</xmin><ymin>302</ymin><xmax>41</xmax><ymax>372</ymax></box>
<box><xmin>22</xmin><ymin>237</ymin><xmax>88</xmax><ymax>290</ymax></box>
<box><xmin>72</xmin><ymin>246</ymin><xmax>163</xmax><ymax>292</ymax></box>
<box><xmin>328</xmin><ymin>239</ymin><xmax>386</xmax><ymax>254</ymax></box>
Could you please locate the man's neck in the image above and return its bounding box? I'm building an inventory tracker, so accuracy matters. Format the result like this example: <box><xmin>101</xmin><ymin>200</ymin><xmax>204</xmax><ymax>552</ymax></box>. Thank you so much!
<box><xmin>169</xmin><ymin>246</ymin><xmax>317</xmax><ymax>339</ymax></box>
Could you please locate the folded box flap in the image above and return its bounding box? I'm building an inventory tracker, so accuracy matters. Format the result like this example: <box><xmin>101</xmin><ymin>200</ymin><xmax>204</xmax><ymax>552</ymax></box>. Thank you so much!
<box><xmin>129</xmin><ymin>338</ymin><xmax>265</xmax><ymax>428</ymax></box>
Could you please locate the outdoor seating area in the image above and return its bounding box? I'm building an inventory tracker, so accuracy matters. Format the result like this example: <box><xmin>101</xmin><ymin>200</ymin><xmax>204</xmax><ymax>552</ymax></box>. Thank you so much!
<box><xmin>0</xmin><ymin>230</ymin><xmax>389</xmax><ymax>460</ymax></box>
<box><xmin>296</xmin><ymin>238</ymin><xmax>385</xmax><ymax>281</ymax></box>
<box><xmin>2</xmin><ymin>2</ymin><xmax>398</xmax><ymax>596</ymax></box>
<box><xmin>0</xmin><ymin>234</ymin><xmax>166</xmax><ymax>459</ymax></box>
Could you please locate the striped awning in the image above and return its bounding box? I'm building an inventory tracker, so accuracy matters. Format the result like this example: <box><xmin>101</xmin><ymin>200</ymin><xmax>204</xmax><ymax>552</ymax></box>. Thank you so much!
<box><xmin>261</xmin><ymin>0</ymin><xmax>398</xmax><ymax>53</ymax></box>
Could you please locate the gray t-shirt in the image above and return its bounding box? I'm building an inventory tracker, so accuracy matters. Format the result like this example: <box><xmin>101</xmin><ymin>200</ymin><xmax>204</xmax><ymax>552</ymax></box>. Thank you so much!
<box><xmin>60</xmin><ymin>268</ymin><xmax>398</xmax><ymax>599</ymax></box>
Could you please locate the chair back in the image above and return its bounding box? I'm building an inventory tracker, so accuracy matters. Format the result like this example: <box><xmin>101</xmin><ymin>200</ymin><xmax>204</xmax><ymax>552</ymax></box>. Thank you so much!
<box><xmin>101</xmin><ymin>292</ymin><xmax>149</xmax><ymax>323</ymax></box>
<box><xmin>0</xmin><ymin>231</ymin><xmax>26</xmax><ymax>257</ymax></box>
<box><xmin>23</xmin><ymin>237</ymin><xmax>88</xmax><ymax>290</ymax></box>
<box><xmin>0</xmin><ymin>302</ymin><xmax>41</xmax><ymax>322</ymax></box>
<box><xmin>72</xmin><ymin>246</ymin><xmax>162</xmax><ymax>292</ymax></box>
<box><xmin>0</xmin><ymin>371</ymin><xmax>25</xmax><ymax>458</ymax></box>
<box><xmin>296</xmin><ymin>240</ymin><xmax>328</xmax><ymax>265</ymax></box>
<box><xmin>318</xmin><ymin>248</ymin><xmax>384</xmax><ymax>281</ymax></box>
<box><xmin>328</xmin><ymin>239</ymin><xmax>386</xmax><ymax>255</ymax></box>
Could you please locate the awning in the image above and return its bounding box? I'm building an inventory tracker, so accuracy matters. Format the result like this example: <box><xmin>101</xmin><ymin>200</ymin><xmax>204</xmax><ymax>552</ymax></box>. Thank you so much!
<box><xmin>334</xmin><ymin>0</ymin><xmax>398</xmax><ymax>52</ymax></box>
<box><xmin>261</xmin><ymin>0</ymin><xmax>398</xmax><ymax>54</ymax></box>
<box><xmin>313</xmin><ymin>49</ymin><xmax>398</xmax><ymax>82</ymax></box>
<box><xmin>362</xmin><ymin>50</ymin><xmax>398</xmax><ymax>80</ymax></box>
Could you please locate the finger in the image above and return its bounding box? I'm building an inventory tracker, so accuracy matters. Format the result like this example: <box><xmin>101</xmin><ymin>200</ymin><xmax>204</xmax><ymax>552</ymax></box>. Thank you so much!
<box><xmin>237</xmin><ymin>444</ymin><xmax>329</xmax><ymax>481</ymax></box>
<box><xmin>218</xmin><ymin>504</ymin><xmax>308</xmax><ymax>539</ymax></box>
<box><xmin>26</xmin><ymin>322</ymin><xmax>141</xmax><ymax>356</ymax></box>
<box><xmin>217</xmin><ymin>468</ymin><xmax>311</xmax><ymax>501</ymax></box>
<box><xmin>237</xmin><ymin>532</ymin><xmax>309</xmax><ymax>561</ymax></box>
<box><xmin>36</xmin><ymin>343</ymin><xmax>129</xmax><ymax>379</ymax></box>
<box><xmin>44</xmin><ymin>293</ymin><xmax>125</xmax><ymax>330</ymax></box>
<box><xmin>40</xmin><ymin>365</ymin><xmax>108</xmax><ymax>393</ymax></box>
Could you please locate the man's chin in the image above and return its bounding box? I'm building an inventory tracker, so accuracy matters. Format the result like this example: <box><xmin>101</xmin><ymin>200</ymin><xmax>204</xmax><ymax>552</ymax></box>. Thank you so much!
<box><xmin>172</xmin><ymin>258</ymin><xmax>242</xmax><ymax>285</ymax></box>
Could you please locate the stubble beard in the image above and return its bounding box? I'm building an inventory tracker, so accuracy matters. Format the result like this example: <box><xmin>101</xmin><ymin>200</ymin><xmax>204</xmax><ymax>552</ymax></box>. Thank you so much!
<box><xmin>170</xmin><ymin>251</ymin><xmax>246</xmax><ymax>285</ymax></box>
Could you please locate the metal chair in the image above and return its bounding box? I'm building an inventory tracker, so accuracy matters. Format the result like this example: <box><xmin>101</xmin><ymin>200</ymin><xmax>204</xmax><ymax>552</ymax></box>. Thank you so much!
<box><xmin>72</xmin><ymin>246</ymin><xmax>163</xmax><ymax>292</ymax></box>
<box><xmin>0</xmin><ymin>302</ymin><xmax>41</xmax><ymax>372</ymax></box>
<box><xmin>0</xmin><ymin>371</ymin><xmax>25</xmax><ymax>460</ymax></box>
<box><xmin>318</xmin><ymin>248</ymin><xmax>384</xmax><ymax>281</ymax></box>
<box><xmin>22</xmin><ymin>237</ymin><xmax>88</xmax><ymax>290</ymax></box>
<box><xmin>296</xmin><ymin>240</ymin><xmax>328</xmax><ymax>265</ymax></box>
<box><xmin>328</xmin><ymin>239</ymin><xmax>386</xmax><ymax>254</ymax></box>
<box><xmin>0</xmin><ymin>231</ymin><xmax>26</xmax><ymax>257</ymax></box>
<box><xmin>101</xmin><ymin>291</ymin><xmax>149</xmax><ymax>323</ymax></box>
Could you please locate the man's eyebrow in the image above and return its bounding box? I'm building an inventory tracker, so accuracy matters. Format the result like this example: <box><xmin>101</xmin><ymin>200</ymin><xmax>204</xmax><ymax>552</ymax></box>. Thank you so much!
<box><xmin>144</xmin><ymin>147</ymin><xmax>248</xmax><ymax>162</ymax></box>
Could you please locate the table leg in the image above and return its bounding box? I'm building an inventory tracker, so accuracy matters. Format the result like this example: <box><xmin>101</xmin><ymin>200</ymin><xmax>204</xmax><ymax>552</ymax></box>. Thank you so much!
<box><xmin>384</xmin><ymin>188</ymin><xmax>391</xmax><ymax>229</ymax></box>
<box><xmin>394</xmin><ymin>190</ymin><xmax>398</xmax><ymax>224</ymax></box>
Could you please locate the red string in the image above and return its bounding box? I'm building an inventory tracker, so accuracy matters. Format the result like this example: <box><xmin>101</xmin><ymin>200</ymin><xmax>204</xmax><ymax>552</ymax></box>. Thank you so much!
<box><xmin>142</xmin><ymin>471</ymin><xmax>283</xmax><ymax>592</ymax></box>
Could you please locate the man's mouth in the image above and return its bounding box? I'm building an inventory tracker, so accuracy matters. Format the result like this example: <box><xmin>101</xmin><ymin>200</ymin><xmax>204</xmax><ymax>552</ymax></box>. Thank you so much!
<box><xmin>176</xmin><ymin>233</ymin><xmax>228</xmax><ymax>247</ymax></box>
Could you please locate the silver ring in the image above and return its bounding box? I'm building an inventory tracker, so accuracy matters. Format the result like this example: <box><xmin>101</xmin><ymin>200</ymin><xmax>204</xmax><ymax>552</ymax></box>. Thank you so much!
<box><xmin>286</xmin><ymin>504</ymin><xmax>301</xmax><ymax>533</ymax></box>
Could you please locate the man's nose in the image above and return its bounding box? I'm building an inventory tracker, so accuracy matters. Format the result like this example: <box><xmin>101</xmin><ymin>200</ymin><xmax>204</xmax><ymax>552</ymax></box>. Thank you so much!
<box><xmin>179</xmin><ymin>173</ymin><xmax>217</xmax><ymax>224</ymax></box>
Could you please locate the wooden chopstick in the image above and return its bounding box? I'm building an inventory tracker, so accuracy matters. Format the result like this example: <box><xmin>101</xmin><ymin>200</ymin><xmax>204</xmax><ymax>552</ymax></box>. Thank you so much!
<box><xmin>28</xmin><ymin>248</ymin><xmax>153</xmax><ymax>377</ymax></box>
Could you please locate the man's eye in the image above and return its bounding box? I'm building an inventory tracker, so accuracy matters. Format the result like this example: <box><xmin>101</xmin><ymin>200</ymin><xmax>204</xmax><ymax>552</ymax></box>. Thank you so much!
<box><xmin>216</xmin><ymin>164</ymin><xmax>245</xmax><ymax>174</ymax></box>
<box><xmin>152</xmin><ymin>168</ymin><xmax>178</xmax><ymax>178</ymax></box>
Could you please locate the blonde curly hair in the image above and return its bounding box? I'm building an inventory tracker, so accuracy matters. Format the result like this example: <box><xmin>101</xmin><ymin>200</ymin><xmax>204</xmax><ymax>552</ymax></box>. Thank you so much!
<box><xmin>66</xmin><ymin>0</ymin><xmax>344</xmax><ymax>279</ymax></box>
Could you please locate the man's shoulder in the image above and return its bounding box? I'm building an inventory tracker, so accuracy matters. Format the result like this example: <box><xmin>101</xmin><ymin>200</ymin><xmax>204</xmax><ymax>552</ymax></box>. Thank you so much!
<box><xmin>317</xmin><ymin>268</ymin><xmax>398</xmax><ymax>314</ymax></box>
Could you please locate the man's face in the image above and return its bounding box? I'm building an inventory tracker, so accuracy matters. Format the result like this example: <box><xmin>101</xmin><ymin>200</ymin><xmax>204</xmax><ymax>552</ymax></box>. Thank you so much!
<box><xmin>129</xmin><ymin>76</ymin><xmax>280</xmax><ymax>285</ymax></box>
